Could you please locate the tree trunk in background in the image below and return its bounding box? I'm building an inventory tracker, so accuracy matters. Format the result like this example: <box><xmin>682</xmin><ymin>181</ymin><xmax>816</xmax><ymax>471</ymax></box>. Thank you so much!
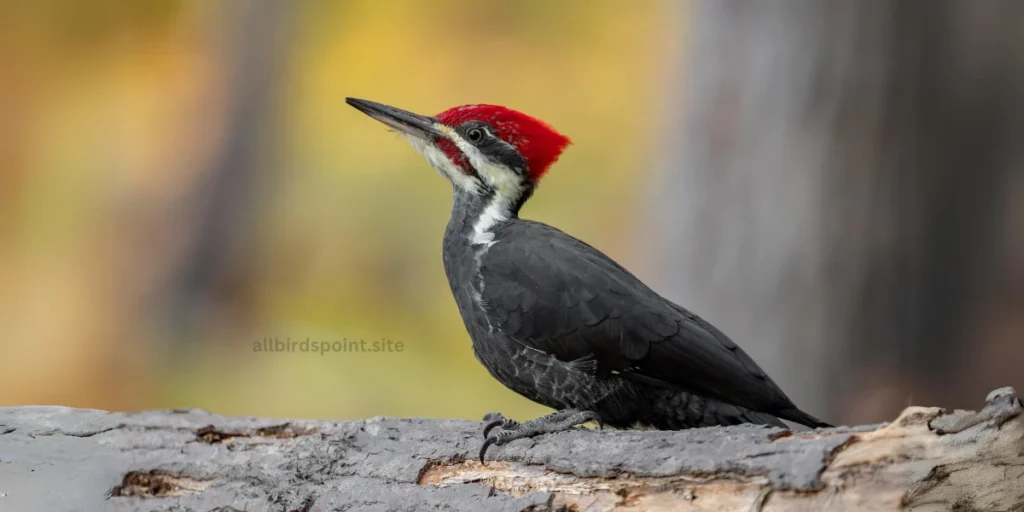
<box><xmin>164</xmin><ymin>0</ymin><xmax>294</xmax><ymax>345</ymax></box>
<box><xmin>649</xmin><ymin>0</ymin><xmax>1024</xmax><ymax>424</ymax></box>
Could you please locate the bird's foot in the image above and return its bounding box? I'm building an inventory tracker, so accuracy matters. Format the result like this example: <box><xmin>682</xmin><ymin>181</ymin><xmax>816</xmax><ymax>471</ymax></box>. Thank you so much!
<box><xmin>479</xmin><ymin>409</ymin><xmax>602</xmax><ymax>464</ymax></box>
<box><xmin>482</xmin><ymin>412</ymin><xmax>520</xmax><ymax>439</ymax></box>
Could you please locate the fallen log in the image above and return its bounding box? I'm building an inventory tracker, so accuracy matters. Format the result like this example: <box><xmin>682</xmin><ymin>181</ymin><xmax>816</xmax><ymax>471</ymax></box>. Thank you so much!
<box><xmin>0</xmin><ymin>387</ymin><xmax>1021</xmax><ymax>511</ymax></box>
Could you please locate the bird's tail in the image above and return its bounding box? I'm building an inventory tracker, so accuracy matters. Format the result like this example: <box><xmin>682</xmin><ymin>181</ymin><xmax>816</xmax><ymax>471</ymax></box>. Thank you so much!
<box><xmin>778</xmin><ymin>408</ymin><xmax>833</xmax><ymax>428</ymax></box>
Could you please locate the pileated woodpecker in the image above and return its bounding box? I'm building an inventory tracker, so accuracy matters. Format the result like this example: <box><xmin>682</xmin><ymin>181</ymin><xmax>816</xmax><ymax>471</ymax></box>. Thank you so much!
<box><xmin>346</xmin><ymin>98</ymin><xmax>831</xmax><ymax>462</ymax></box>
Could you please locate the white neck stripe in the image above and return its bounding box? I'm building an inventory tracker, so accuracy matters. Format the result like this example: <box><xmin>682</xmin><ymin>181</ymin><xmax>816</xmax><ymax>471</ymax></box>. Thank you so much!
<box><xmin>471</xmin><ymin>196</ymin><xmax>511</xmax><ymax>247</ymax></box>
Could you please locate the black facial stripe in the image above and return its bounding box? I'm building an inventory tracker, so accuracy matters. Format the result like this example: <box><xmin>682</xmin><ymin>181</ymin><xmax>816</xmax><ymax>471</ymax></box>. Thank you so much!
<box><xmin>457</xmin><ymin>121</ymin><xmax>528</xmax><ymax>177</ymax></box>
<box><xmin>487</xmin><ymin>139</ymin><xmax>527</xmax><ymax>175</ymax></box>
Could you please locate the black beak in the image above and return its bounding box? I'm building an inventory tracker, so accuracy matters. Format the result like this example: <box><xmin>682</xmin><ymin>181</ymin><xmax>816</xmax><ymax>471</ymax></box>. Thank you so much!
<box><xmin>346</xmin><ymin>97</ymin><xmax>446</xmax><ymax>140</ymax></box>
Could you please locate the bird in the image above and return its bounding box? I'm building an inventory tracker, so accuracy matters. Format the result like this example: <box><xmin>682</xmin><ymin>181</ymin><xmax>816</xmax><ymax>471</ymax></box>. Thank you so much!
<box><xmin>345</xmin><ymin>97</ymin><xmax>832</xmax><ymax>463</ymax></box>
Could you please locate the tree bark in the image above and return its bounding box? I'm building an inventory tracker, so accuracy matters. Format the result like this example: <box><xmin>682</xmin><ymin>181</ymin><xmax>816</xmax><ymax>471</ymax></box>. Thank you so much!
<box><xmin>0</xmin><ymin>388</ymin><xmax>1021</xmax><ymax>511</ymax></box>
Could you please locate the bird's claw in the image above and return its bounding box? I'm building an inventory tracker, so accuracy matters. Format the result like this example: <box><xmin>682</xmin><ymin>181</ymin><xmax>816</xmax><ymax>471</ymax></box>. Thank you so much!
<box><xmin>479</xmin><ymin>433</ymin><xmax>500</xmax><ymax>464</ymax></box>
<box><xmin>477</xmin><ymin>409</ymin><xmax>603</xmax><ymax>464</ymax></box>
<box><xmin>479</xmin><ymin>437</ymin><xmax>495</xmax><ymax>464</ymax></box>
<box><xmin>479</xmin><ymin>428</ymin><xmax>522</xmax><ymax>464</ymax></box>
<box><xmin>481</xmin><ymin>412</ymin><xmax>519</xmax><ymax>439</ymax></box>
<box><xmin>482</xmin><ymin>419</ymin><xmax>504</xmax><ymax>439</ymax></box>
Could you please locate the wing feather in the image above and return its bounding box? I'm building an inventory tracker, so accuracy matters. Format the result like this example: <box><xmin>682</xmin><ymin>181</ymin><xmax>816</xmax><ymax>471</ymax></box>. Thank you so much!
<box><xmin>478</xmin><ymin>220</ymin><xmax>798</xmax><ymax>415</ymax></box>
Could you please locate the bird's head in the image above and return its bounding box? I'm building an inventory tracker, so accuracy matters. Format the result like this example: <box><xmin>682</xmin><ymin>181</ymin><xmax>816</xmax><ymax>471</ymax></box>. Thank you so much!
<box><xmin>347</xmin><ymin>98</ymin><xmax>571</xmax><ymax>213</ymax></box>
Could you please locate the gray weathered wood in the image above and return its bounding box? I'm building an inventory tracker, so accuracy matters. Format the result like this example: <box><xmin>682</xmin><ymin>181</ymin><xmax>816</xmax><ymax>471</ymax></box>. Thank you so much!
<box><xmin>1</xmin><ymin>388</ymin><xmax>1021</xmax><ymax>511</ymax></box>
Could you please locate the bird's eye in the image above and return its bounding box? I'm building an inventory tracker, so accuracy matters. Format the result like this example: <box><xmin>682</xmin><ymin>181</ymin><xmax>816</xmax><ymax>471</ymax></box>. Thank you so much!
<box><xmin>467</xmin><ymin>128</ymin><xmax>484</xmax><ymax>142</ymax></box>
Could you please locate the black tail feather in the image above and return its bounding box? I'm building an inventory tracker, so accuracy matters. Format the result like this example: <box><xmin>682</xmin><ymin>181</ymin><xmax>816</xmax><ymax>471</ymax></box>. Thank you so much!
<box><xmin>779</xmin><ymin>408</ymin><xmax>833</xmax><ymax>428</ymax></box>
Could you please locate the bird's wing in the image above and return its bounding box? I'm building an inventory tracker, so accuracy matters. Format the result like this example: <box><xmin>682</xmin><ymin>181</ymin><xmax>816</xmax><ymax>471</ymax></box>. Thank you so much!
<box><xmin>479</xmin><ymin>220</ymin><xmax>796</xmax><ymax>416</ymax></box>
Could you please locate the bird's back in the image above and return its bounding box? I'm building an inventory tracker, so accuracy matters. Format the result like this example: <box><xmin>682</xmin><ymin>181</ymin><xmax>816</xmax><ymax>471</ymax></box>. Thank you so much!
<box><xmin>466</xmin><ymin>219</ymin><xmax>828</xmax><ymax>428</ymax></box>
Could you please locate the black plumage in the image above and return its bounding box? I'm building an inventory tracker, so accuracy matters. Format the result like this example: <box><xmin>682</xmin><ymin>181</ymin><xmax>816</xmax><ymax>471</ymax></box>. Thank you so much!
<box><xmin>442</xmin><ymin>189</ymin><xmax>829</xmax><ymax>432</ymax></box>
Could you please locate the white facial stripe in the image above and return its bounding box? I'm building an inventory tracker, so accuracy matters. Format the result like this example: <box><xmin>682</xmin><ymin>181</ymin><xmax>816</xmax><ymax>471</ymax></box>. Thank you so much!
<box><xmin>403</xmin><ymin>125</ymin><xmax>524</xmax><ymax>250</ymax></box>
<box><xmin>433</xmin><ymin>126</ymin><xmax>522</xmax><ymax>247</ymax></box>
<box><xmin>403</xmin><ymin>134</ymin><xmax>480</xmax><ymax>194</ymax></box>
<box><xmin>438</xmin><ymin>125</ymin><xmax>524</xmax><ymax>201</ymax></box>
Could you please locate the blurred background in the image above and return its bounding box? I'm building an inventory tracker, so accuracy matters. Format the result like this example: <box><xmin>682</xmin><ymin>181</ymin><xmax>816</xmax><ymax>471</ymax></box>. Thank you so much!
<box><xmin>0</xmin><ymin>0</ymin><xmax>1021</xmax><ymax>426</ymax></box>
